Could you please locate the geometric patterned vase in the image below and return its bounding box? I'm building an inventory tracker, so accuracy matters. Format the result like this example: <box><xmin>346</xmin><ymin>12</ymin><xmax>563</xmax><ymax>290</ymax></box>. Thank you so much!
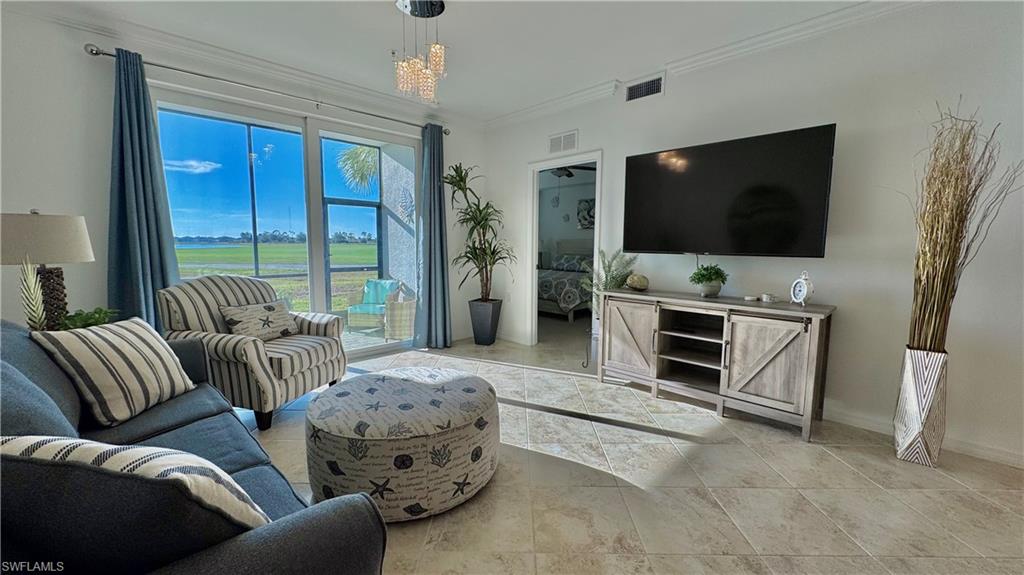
<box><xmin>893</xmin><ymin>348</ymin><xmax>948</xmax><ymax>467</ymax></box>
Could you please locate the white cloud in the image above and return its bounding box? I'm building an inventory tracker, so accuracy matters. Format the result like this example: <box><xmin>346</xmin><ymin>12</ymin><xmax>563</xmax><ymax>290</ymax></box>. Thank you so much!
<box><xmin>164</xmin><ymin>159</ymin><xmax>222</xmax><ymax>174</ymax></box>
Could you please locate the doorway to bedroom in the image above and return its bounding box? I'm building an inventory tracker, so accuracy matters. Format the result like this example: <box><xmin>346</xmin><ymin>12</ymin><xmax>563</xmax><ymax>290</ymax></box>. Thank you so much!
<box><xmin>532</xmin><ymin>160</ymin><xmax>598</xmax><ymax>372</ymax></box>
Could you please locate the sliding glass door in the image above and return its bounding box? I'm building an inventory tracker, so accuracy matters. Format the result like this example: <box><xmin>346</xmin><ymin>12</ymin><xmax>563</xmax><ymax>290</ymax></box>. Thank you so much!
<box><xmin>155</xmin><ymin>94</ymin><xmax>420</xmax><ymax>355</ymax></box>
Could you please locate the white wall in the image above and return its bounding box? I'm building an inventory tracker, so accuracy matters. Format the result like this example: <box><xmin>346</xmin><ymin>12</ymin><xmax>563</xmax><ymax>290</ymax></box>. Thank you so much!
<box><xmin>483</xmin><ymin>2</ymin><xmax>1024</xmax><ymax>464</ymax></box>
<box><xmin>0</xmin><ymin>7</ymin><xmax>487</xmax><ymax>342</ymax></box>
<box><xmin>538</xmin><ymin>181</ymin><xmax>595</xmax><ymax>267</ymax></box>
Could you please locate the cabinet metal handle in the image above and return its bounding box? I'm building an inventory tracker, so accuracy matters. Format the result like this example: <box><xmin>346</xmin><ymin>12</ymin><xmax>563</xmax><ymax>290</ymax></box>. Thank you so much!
<box><xmin>651</xmin><ymin>329</ymin><xmax>657</xmax><ymax>355</ymax></box>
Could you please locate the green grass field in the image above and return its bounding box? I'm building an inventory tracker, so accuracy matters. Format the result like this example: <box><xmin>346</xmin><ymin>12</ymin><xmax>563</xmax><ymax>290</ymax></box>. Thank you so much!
<box><xmin>175</xmin><ymin>243</ymin><xmax>379</xmax><ymax>312</ymax></box>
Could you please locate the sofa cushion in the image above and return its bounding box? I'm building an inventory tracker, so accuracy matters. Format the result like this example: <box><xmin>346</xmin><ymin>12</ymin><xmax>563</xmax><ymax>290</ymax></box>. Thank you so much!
<box><xmin>0</xmin><ymin>361</ymin><xmax>78</xmax><ymax>437</ymax></box>
<box><xmin>30</xmin><ymin>318</ymin><xmax>196</xmax><ymax>426</ymax></box>
<box><xmin>0</xmin><ymin>320</ymin><xmax>82</xmax><ymax>428</ymax></box>
<box><xmin>139</xmin><ymin>411</ymin><xmax>270</xmax><ymax>474</ymax></box>
<box><xmin>264</xmin><ymin>335</ymin><xmax>342</xmax><ymax>379</ymax></box>
<box><xmin>220</xmin><ymin>300</ymin><xmax>298</xmax><ymax>341</ymax></box>
<box><xmin>81</xmin><ymin>384</ymin><xmax>230</xmax><ymax>445</ymax></box>
<box><xmin>1</xmin><ymin>436</ymin><xmax>269</xmax><ymax>573</ymax></box>
<box><xmin>231</xmin><ymin>464</ymin><xmax>308</xmax><ymax>520</ymax></box>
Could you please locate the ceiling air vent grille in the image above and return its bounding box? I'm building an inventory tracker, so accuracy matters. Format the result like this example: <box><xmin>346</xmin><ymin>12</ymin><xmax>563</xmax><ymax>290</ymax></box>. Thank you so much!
<box><xmin>548</xmin><ymin>130</ymin><xmax>579</xmax><ymax>154</ymax></box>
<box><xmin>625</xmin><ymin>75</ymin><xmax>664</xmax><ymax>102</ymax></box>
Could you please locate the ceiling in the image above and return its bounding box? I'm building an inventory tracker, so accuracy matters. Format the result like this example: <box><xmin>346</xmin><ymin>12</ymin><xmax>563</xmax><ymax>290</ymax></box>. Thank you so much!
<box><xmin>54</xmin><ymin>1</ymin><xmax>853</xmax><ymax>122</ymax></box>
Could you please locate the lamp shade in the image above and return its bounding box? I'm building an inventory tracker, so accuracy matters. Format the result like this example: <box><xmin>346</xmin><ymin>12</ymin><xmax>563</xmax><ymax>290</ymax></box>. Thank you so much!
<box><xmin>1</xmin><ymin>212</ymin><xmax>95</xmax><ymax>265</ymax></box>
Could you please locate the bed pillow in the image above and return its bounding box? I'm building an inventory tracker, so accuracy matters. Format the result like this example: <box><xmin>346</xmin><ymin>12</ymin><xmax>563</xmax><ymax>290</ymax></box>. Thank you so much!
<box><xmin>551</xmin><ymin>254</ymin><xmax>591</xmax><ymax>272</ymax></box>
<box><xmin>1</xmin><ymin>435</ymin><xmax>269</xmax><ymax>572</ymax></box>
<box><xmin>30</xmin><ymin>318</ymin><xmax>195</xmax><ymax>427</ymax></box>
<box><xmin>219</xmin><ymin>300</ymin><xmax>298</xmax><ymax>341</ymax></box>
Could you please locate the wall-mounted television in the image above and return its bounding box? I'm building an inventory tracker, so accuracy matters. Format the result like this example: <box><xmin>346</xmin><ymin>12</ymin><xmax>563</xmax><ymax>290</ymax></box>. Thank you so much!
<box><xmin>623</xmin><ymin>124</ymin><xmax>836</xmax><ymax>257</ymax></box>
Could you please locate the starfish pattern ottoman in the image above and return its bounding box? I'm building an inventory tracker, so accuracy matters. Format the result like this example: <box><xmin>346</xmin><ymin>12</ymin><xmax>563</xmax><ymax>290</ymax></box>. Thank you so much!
<box><xmin>305</xmin><ymin>367</ymin><xmax>500</xmax><ymax>522</ymax></box>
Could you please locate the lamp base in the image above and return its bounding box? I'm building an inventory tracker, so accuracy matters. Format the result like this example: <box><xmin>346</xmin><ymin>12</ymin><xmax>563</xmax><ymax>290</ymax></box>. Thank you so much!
<box><xmin>37</xmin><ymin>266</ymin><xmax>68</xmax><ymax>330</ymax></box>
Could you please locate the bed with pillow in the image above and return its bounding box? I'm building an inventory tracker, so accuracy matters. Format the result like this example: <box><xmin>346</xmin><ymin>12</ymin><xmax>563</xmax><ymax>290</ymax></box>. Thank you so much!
<box><xmin>537</xmin><ymin>239</ymin><xmax>593</xmax><ymax>323</ymax></box>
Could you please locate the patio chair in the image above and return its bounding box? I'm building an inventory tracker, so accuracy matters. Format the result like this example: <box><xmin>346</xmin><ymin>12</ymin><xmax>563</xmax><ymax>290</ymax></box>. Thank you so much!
<box><xmin>346</xmin><ymin>279</ymin><xmax>417</xmax><ymax>342</ymax></box>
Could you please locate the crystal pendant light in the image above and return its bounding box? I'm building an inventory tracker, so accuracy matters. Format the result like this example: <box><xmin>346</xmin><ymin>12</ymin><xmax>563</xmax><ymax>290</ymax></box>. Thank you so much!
<box><xmin>427</xmin><ymin>18</ymin><xmax>446</xmax><ymax>78</ymax></box>
<box><xmin>393</xmin><ymin>6</ymin><xmax>446</xmax><ymax>103</ymax></box>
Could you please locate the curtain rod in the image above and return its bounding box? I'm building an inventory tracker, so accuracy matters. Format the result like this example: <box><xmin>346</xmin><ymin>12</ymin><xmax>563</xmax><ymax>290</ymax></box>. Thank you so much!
<box><xmin>83</xmin><ymin>43</ymin><xmax>450</xmax><ymax>135</ymax></box>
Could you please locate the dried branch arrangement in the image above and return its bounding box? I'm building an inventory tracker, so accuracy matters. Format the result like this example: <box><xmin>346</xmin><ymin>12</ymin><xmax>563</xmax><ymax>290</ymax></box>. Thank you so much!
<box><xmin>20</xmin><ymin>257</ymin><xmax>47</xmax><ymax>331</ymax></box>
<box><xmin>908</xmin><ymin>107</ymin><xmax>1022</xmax><ymax>352</ymax></box>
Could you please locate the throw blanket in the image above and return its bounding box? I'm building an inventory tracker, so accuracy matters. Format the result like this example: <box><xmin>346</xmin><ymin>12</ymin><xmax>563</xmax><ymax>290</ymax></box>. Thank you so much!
<box><xmin>538</xmin><ymin>269</ymin><xmax>591</xmax><ymax>312</ymax></box>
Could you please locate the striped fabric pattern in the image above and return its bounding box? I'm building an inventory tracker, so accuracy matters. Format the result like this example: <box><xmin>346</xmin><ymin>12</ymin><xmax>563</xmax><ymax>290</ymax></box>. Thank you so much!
<box><xmin>30</xmin><ymin>318</ymin><xmax>195</xmax><ymax>426</ymax></box>
<box><xmin>264</xmin><ymin>335</ymin><xmax>343</xmax><ymax>379</ymax></box>
<box><xmin>157</xmin><ymin>275</ymin><xmax>277</xmax><ymax>333</ymax></box>
<box><xmin>385</xmin><ymin>299</ymin><xmax>417</xmax><ymax>341</ymax></box>
<box><xmin>291</xmin><ymin>312</ymin><xmax>343</xmax><ymax>338</ymax></box>
<box><xmin>1</xmin><ymin>436</ymin><xmax>270</xmax><ymax>529</ymax></box>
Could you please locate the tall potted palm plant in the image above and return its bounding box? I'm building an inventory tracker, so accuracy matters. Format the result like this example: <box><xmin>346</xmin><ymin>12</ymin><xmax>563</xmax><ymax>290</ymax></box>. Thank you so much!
<box><xmin>445</xmin><ymin>164</ymin><xmax>516</xmax><ymax>345</ymax></box>
<box><xmin>894</xmin><ymin>107</ymin><xmax>1021</xmax><ymax>466</ymax></box>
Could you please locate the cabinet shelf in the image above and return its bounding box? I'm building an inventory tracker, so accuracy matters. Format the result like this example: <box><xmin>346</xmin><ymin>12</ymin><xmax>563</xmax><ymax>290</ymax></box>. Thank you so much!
<box><xmin>660</xmin><ymin>328</ymin><xmax>723</xmax><ymax>344</ymax></box>
<box><xmin>659</xmin><ymin>348</ymin><xmax>722</xmax><ymax>370</ymax></box>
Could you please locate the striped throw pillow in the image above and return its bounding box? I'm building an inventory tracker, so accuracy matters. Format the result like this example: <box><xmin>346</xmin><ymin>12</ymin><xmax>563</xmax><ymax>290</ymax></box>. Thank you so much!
<box><xmin>220</xmin><ymin>300</ymin><xmax>298</xmax><ymax>341</ymax></box>
<box><xmin>30</xmin><ymin>318</ymin><xmax>195</xmax><ymax>426</ymax></box>
<box><xmin>1</xmin><ymin>436</ymin><xmax>270</xmax><ymax>529</ymax></box>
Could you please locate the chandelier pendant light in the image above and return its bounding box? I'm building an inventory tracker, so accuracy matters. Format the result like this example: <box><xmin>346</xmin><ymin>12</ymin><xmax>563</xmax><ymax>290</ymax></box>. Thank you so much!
<box><xmin>393</xmin><ymin>1</ymin><xmax>447</xmax><ymax>104</ymax></box>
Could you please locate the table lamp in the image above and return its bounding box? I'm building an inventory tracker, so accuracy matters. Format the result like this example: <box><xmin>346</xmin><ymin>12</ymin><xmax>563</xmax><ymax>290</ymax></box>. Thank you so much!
<box><xmin>1</xmin><ymin>210</ymin><xmax>95</xmax><ymax>330</ymax></box>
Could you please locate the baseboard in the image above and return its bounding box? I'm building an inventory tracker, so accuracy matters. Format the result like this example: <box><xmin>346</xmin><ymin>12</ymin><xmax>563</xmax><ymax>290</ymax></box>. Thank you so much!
<box><xmin>825</xmin><ymin>405</ymin><xmax>1024</xmax><ymax>469</ymax></box>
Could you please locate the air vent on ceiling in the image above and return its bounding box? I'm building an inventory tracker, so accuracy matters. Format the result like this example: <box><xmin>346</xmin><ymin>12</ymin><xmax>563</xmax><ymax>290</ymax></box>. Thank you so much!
<box><xmin>624</xmin><ymin>73</ymin><xmax>665</xmax><ymax>102</ymax></box>
<box><xmin>548</xmin><ymin>130</ymin><xmax>579</xmax><ymax>154</ymax></box>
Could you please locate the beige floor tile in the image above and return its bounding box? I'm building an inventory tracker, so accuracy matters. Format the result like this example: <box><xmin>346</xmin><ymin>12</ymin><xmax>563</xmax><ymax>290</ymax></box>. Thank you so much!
<box><xmin>500</xmin><ymin>404</ymin><xmax>529</xmax><ymax>448</ymax></box>
<box><xmin>528</xmin><ymin>411</ymin><xmax>598</xmax><ymax>443</ymax></box>
<box><xmin>604</xmin><ymin>443</ymin><xmax>702</xmax><ymax>488</ymax></box>
<box><xmin>890</xmin><ymin>490</ymin><xmax>1024</xmax><ymax>557</ymax></box>
<box><xmin>654</xmin><ymin>414</ymin><xmax>742</xmax><ymax>445</ymax></box>
<box><xmin>414</xmin><ymin>552</ymin><xmax>536</xmax><ymax>574</ymax></box>
<box><xmin>800</xmin><ymin>488</ymin><xmax>976</xmax><ymax>557</ymax></box>
<box><xmin>348</xmin><ymin>355</ymin><xmax>396</xmax><ymax>372</ymax></box>
<box><xmin>525</xmin><ymin>382</ymin><xmax>587</xmax><ymax>411</ymax></box>
<box><xmin>388</xmin><ymin>353</ymin><xmax>440</xmax><ymax>369</ymax></box>
<box><xmin>648</xmin><ymin>555</ymin><xmax>771</xmax><ymax>574</ymax></box>
<box><xmin>809</xmin><ymin>420</ymin><xmax>890</xmax><ymax>446</ymax></box>
<box><xmin>283</xmin><ymin>388</ymin><xmax>323</xmax><ymax>411</ymax></box>
<box><xmin>535</xmin><ymin>553</ymin><xmax>653</xmax><ymax>575</ymax></box>
<box><xmin>252</xmin><ymin>409</ymin><xmax>307</xmax><ymax>442</ymax></box>
<box><xmin>433</xmin><ymin>356</ymin><xmax>484</xmax><ymax>372</ymax></box>
<box><xmin>710</xmin><ymin>488</ymin><xmax>864</xmax><ymax>556</ymax></box>
<box><xmin>759</xmin><ymin>555</ymin><xmax>888</xmax><ymax>574</ymax></box>
<box><xmin>529</xmin><ymin>443</ymin><xmax>617</xmax><ymax>487</ymax></box>
<box><xmin>720</xmin><ymin>414</ymin><xmax>803</xmax><ymax>445</ymax></box>
<box><xmin>824</xmin><ymin>445</ymin><xmax>967</xmax><ymax>489</ymax></box>
<box><xmin>620</xmin><ymin>487</ymin><xmax>756</xmax><ymax>555</ymax></box>
<box><xmin>387</xmin><ymin>516</ymin><xmax>433</xmax><ymax>550</ymax></box>
<box><xmin>478</xmin><ymin>363</ymin><xmax>527</xmax><ymax>378</ymax></box>
<box><xmin>531</xmin><ymin>486</ymin><xmax>644</xmax><ymax>554</ymax></box>
<box><xmin>593</xmin><ymin>412</ymin><xmax>674</xmax><ymax>444</ymax></box>
<box><xmin>678</xmin><ymin>445</ymin><xmax>790</xmax><ymax>488</ymax></box>
<box><xmin>382</xmin><ymin>550</ymin><xmax>421</xmax><ymax>574</ymax></box>
<box><xmin>578</xmin><ymin>384</ymin><xmax>650</xmax><ymax>416</ymax></box>
<box><xmin>979</xmin><ymin>490</ymin><xmax>1024</xmax><ymax>517</ymax></box>
<box><xmin>291</xmin><ymin>482</ymin><xmax>312</xmax><ymax>504</ymax></box>
<box><xmin>937</xmin><ymin>452</ymin><xmax>1024</xmax><ymax>490</ymax></box>
<box><xmin>425</xmin><ymin>483</ymin><xmax>534</xmax><ymax>552</ymax></box>
<box><xmin>750</xmin><ymin>444</ymin><xmax>875</xmax><ymax>488</ymax></box>
<box><xmin>261</xmin><ymin>439</ymin><xmax>308</xmax><ymax>483</ymax></box>
<box><xmin>878</xmin><ymin>557</ymin><xmax>1017</xmax><ymax>574</ymax></box>
<box><xmin>492</xmin><ymin>444</ymin><xmax>531</xmax><ymax>486</ymax></box>
<box><xmin>638</xmin><ymin>391</ymin><xmax>718</xmax><ymax>415</ymax></box>
<box><xmin>490</xmin><ymin>374</ymin><xmax>527</xmax><ymax>401</ymax></box>
<box><xmin>987</xmin><ymin>558</ymin><xmax>1024</xmax><ymax>574</ymax></box>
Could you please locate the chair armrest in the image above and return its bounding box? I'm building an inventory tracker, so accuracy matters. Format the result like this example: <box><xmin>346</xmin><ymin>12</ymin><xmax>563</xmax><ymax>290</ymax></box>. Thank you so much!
<box><xmin>165</xmin><ymin>330</ymin><xmax>264</xmax><ymax>363</ymax></box>
<box><xmin>290</xmin><ymin>312</ymin><xmax>344</xmax><ymax>339</ymax></box>
<box><xmin>166</xmin><ymin>339</ymin><xmax>208</xmax><ymax>383</ymax></box>
<box><xmin>152</xmin><ymin>494</ymin><xmax>386</xmax><ymax>575</ymax></box>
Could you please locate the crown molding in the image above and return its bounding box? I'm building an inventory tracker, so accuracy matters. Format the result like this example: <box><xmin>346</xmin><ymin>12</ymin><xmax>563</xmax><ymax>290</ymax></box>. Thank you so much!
<box><xmin>484</xmin><ymin>1</ymin><xmax>922</xmax><ymax>130</ymax></box>
<box><xmin>4</xmin><ymin>2</ymin><xmax>477</xmax><ymax>129</ymax></box>
<box><xmin>484</xmin><ymin>80</ymin><xmax>620</xmax><ymax>131</ymax></box>
<box><xmin>666</xmin><ymin>1</ymin><xmax>921</xmax><ymax>76</ymax></box>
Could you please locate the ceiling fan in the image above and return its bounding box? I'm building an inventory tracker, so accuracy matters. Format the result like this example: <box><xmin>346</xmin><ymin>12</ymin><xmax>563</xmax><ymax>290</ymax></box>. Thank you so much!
<box><xmin>550</xmin><ymin>165</ymin><xmax>597</xmax><ymax>178</ymax></box>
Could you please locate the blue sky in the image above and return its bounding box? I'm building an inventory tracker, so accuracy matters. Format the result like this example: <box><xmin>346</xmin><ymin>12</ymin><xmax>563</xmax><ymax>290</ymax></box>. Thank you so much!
<box><xmin>158</xmin><ymin>110</ymin><xmax>378</xmax><ymax>240</ymax></box>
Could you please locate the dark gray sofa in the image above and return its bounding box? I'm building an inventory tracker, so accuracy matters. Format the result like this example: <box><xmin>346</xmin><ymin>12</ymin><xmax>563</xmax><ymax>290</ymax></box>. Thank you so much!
<box><xmin>0</xmin><ymin>321</ymin><xmax>387</xmax><ymax>574</ymax></box>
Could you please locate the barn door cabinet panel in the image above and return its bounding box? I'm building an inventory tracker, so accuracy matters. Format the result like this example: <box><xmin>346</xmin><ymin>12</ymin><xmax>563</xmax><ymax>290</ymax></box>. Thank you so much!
<box><xmin>598</xmin><ymin>288</ymin><xmax>834</xmax><ymax>441</ymax></box>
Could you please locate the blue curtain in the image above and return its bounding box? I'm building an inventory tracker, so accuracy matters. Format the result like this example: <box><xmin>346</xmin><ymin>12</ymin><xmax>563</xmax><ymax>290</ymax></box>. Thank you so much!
<box><xmin>416</xmin><ymin>124</ymin><xmax>452</xmax><ymax>348</ymax></box>
<box><xmin>107</xmin><ymin>49</ymin><xmax>179</xmax><ymax>330</ymax></box>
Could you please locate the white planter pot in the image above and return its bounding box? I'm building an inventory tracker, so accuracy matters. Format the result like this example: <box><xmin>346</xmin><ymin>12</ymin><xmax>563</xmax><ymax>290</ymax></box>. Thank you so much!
<box><xmin>893</xmin><ymin>348</ymin><xmax>948</xmax><ymax>467</ymax></box>
<box><xmin>697</xmin><ymin>281</ymin><xmax>722</xmax><ymax>297</ymax></box>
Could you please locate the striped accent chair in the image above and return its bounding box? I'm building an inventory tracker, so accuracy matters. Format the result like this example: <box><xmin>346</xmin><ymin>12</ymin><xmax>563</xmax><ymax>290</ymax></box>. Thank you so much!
<box><xmin>157</xmin><ymin>275</ymin><xmax>345</xmax><ymax>430</ymax></box>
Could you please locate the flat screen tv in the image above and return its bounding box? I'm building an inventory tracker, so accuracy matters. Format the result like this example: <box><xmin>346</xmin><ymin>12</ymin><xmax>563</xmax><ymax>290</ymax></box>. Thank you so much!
<box><xmin>623</xmin><ymin>124</ymin><xmax>836</xmax><ymax>257</ymax></box>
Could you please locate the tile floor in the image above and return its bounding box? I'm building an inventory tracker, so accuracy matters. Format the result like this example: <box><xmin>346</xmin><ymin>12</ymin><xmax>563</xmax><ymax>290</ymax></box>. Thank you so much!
<box><xmin>239</xmin><ymin>350</ymin><xmax>1023</xmax><ymax>575</ymax></box>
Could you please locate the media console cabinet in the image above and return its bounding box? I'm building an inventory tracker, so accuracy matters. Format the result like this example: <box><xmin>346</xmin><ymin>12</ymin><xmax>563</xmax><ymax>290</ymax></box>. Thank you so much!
<box><xmin>597</xmin><ymin>288</ymin><xmax>835</xmax><ymax>440</ymax></box>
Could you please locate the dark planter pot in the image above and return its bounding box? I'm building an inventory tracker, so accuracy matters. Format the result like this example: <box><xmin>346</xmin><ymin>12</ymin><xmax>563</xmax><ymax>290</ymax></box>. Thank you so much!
<box><xmin>469</xmin><ymin>299</ymin><xmax>502</xmax><ymax>346</ymax></box>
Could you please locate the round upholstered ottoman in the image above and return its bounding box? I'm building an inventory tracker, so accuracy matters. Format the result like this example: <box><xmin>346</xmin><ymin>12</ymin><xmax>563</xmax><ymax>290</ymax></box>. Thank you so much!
<box><xmin>305</xmin><ymin>367</ymin><xmax>500</xmax><ymax>522</ymax></box>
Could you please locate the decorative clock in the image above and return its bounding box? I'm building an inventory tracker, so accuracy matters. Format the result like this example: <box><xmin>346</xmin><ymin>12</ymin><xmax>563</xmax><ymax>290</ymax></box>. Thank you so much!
<box><xmin>790</xmin><ymin>271</ymin><xmax>814</xmax><ymax>306</ymax></box>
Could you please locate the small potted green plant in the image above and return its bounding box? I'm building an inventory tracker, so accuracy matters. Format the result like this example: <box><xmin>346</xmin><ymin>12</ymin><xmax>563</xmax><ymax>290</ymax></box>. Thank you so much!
<box><xmin>689</xmin><ymin>264</ymin><xmax>728</xmax><ymax>298</ymax></box>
